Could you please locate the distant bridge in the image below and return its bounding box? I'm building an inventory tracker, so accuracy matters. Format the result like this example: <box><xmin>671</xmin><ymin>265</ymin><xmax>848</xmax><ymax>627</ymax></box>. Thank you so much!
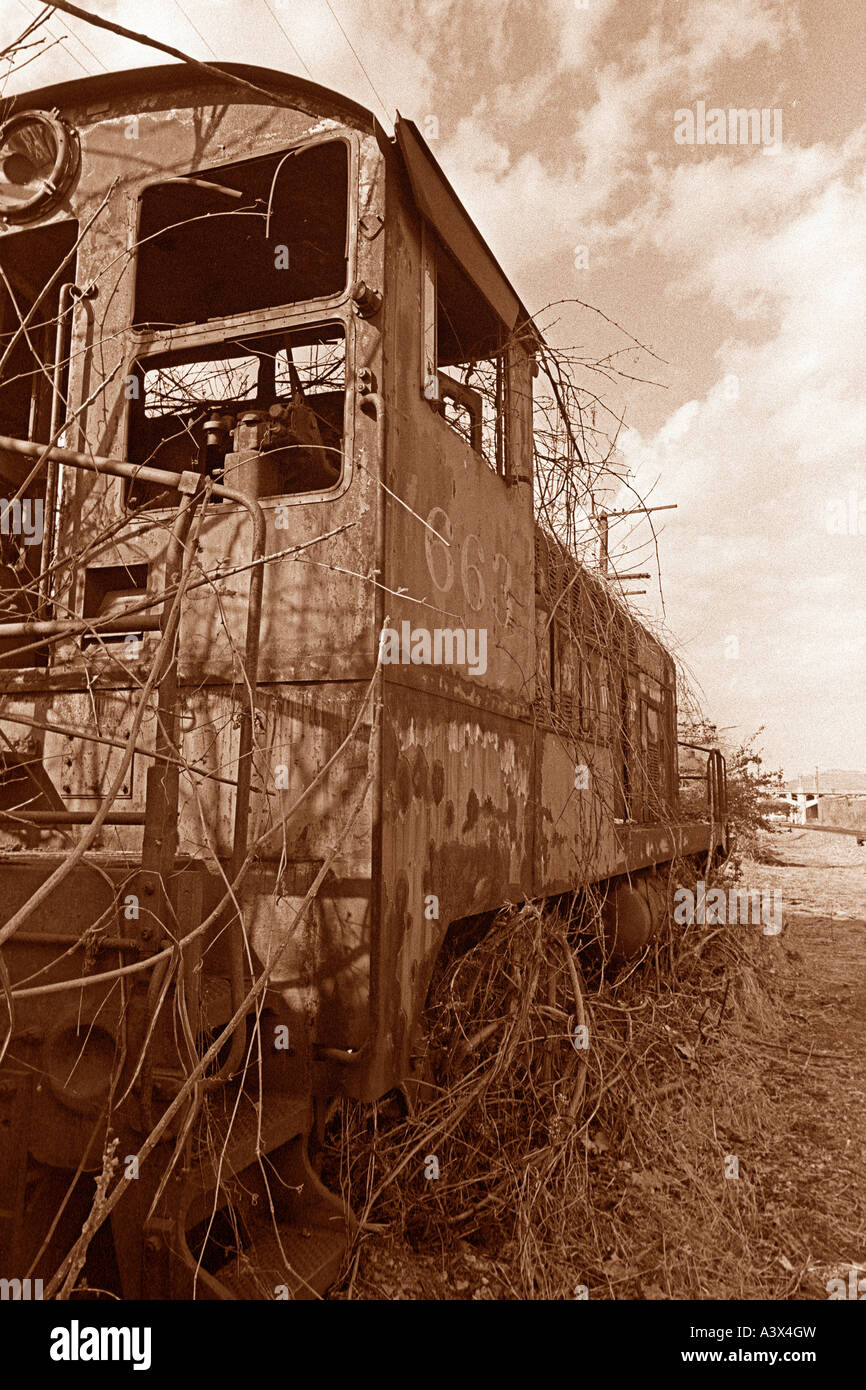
<box><xmin>780</xmin><ymin>790</ymin><xmax>866</xmax><ymax>841</ymax></box>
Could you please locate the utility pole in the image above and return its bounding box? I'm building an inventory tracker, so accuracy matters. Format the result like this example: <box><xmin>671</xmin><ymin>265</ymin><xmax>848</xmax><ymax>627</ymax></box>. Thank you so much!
<box><xmin>597</xmin><ymin>503</ymin><xmax>678</xmax><ymax>578</ymax></box>
<box><xmin>599</xmin><ymin>512</ymin><xmax>609</xmax><ymax>577</ymax></box>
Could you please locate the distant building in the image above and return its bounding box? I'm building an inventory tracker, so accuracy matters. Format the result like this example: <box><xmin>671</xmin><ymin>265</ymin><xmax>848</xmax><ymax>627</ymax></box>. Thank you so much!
<box><xmin>778</xmin><ymin>786</ymin><xmax>866</xmax><ymax>841</ymax></box>
<box><xmin>779</xmin><ymin>789</ymin><xmax>820</xmax><ymax>823</ymax></box>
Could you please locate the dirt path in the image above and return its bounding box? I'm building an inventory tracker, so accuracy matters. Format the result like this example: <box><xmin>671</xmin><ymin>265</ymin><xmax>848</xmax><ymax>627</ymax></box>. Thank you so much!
<box><xmin>737</xmin><ymin>829</ymin><xmax>866</xmax><ymax>1298</ymax></box>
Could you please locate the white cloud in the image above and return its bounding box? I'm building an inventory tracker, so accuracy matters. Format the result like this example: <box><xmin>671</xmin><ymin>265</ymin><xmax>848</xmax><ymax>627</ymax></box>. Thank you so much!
<box><xmin>617</xmin><ymin>129</ymin><xmax>866</xmax><ymax>767</ymax></box>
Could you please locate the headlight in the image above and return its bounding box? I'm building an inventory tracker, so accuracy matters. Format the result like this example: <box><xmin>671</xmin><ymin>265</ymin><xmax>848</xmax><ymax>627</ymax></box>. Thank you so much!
<box><xmin>0</xmin><ymin>110</ymin><xmax>79</xmax><ymax>222</ymax></box>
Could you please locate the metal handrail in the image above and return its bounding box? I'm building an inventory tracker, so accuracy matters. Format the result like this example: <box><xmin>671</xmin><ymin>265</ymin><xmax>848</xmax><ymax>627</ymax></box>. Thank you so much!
<box><xmin>0</xmin><ymin>811</ymin><xmax>145</xmax><ymax>824</ymax></box>
<box><xmin>678</xmin><ymin>738</ymin><xmax>719</xmax><ymax>754</ymax></box>
<box><xmin>0</xmin><ymin>614</ymin><xmax>162</xmax><ymax>640</ymax></box>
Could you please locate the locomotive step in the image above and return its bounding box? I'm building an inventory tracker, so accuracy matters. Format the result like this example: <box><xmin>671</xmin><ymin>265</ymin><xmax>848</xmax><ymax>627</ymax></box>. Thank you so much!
<box><xmin>184</xmin><ymin>1092</ymin><xmax>310</xmax><ymax>1207</ymax></box>
<box><xmin>212</xmin><ymin>1219</ymin><xmax>348</xmax><ymax>1300</ymax></box>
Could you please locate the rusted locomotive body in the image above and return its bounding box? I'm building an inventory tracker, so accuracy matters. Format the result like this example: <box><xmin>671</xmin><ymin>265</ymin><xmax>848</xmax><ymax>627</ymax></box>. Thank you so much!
<box><xmin>0</xmin><ymin>65</ymin><xmax>726</xmax><ymax>1298</ymax></box>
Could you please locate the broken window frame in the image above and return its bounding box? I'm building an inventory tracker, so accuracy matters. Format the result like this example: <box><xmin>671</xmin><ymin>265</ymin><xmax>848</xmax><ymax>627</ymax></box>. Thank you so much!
<box><xmin>420</xmin><ymin>222</ymin><xmax>517</xmax><ymax>480</ymax></box>
<box><xmin>80</xmin><ymin>562</ymin><xmax>149</xmax><ymax>651</ymax></box>
<box><xmin>123</xmin><ymin>130</ymin><xmax>360</xmax><ymax>514</ymax></box>
<box><xmin>131</xmin><ymin>131</ymin><xmax>357</xmax><ymax>333</ymax></box>
<box><xmin>0</xmin><ymin>219</ymin><xmax>80</xmax><ymax>668</ymax></box>
<box><xmin>124</xmin><ymin>314</ymin><xmax>354</xmax><ymax>511</ymax></box>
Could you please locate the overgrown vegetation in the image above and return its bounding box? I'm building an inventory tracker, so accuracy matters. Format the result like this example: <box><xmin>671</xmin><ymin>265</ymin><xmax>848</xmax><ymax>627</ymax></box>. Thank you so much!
<box><xmin>680</xmin><ymin>718</ymin><xmax>784</xmax><ymax>853</ymax></box>
<box><xmin>327</xmin><ymin>847</ymin><xmax>806</xmax><ymax>1300</ymax></box>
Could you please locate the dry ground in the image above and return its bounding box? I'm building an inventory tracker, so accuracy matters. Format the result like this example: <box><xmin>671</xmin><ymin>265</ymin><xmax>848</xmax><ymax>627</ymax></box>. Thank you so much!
<box><xmin>335</xmin><ymin>830</ymin><xmax>866</xmax><ymax>1300</ymax></box>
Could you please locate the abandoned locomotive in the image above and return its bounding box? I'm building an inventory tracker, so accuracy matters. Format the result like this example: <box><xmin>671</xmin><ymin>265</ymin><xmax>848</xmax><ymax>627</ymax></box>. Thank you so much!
<box><xmin>0</xmin><ymin>64</ymin><xmax>726</xmax><ymax>1298</ymax></box>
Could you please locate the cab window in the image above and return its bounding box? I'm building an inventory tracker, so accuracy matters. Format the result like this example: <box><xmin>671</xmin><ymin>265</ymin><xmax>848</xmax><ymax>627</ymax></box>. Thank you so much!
<box><xmin>133</xmin><ymin>140</ymin><xmax>349</xmax><ymax>330</ymax></box>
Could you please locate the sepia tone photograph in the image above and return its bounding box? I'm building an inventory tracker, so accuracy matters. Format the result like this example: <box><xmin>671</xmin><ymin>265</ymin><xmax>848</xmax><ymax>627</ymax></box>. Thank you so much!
<box><xmin>0</xmin><ymin>0</ymin><xmax>861</xmax><ymax>1363</ymax></box>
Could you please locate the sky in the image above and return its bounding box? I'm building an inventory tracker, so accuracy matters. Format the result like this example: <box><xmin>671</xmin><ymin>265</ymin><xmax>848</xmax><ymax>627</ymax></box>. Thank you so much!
<box><xmin>1</xmin><ymin>0</ymin><xmax>864</xmax><ymax>779</ymax></box>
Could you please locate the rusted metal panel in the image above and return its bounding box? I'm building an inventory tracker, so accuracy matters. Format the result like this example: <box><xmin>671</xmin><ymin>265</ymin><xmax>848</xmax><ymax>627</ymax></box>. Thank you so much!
<box><xmin>177</xmin><ymin>482</ymin><xmax>378</xmax><ymax>686</ymax></box>
<box><xmin>376</xmin><ymin>684</ymin><xmax>533</xmax><ymax>1092</ymax></box>
<box><xmin>12</xmin><ymin>64</ymin><xmax>381</xmax><ymax>140</ymax></box>
<box><xmin>248</xmin><ymin>867</ymin><xmax>372</xmax><ymax>1050</ymax></box>
<box><xmin>173</xmin><ymin>681</ymin><xmax>374</xmax><ymax>862</ymax></box>
<box><xmin>50</xmin><ymin>692</ymin><xmax>136</xmax><ymax>800</ymax></box>
<box><xmin>619</xmin><ymin>823</ymin><xmax>713</xmax><ymax>872</ymax></box>
<box><xmin>380</xmin><ymin>162</ymin><xmax>535</xmax><ymax>709</ymax></box>
<box><xmin>533</xmin><ymin>732</ymin><xmax>622</xmax><ymax>893</ymax></box>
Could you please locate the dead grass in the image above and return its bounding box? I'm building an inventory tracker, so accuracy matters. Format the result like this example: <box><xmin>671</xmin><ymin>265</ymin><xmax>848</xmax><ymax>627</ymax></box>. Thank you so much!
<box><xmin>326</xmin><ymin>843</ymin><xmax>860</xmax><ymax>1300</ymax></box>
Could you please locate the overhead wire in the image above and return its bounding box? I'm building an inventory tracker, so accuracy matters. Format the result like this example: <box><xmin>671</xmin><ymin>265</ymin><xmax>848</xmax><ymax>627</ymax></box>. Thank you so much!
<box><xmin>16</xmin><ymin>0</ymin><xmax>92</xmax><ymax>74</ymax></box>
<box><xmin>45</xmin><ymin>0</ymin><xmax>311</xmax><ymax>107</ymax></box>
<box><xmin>171</xmin><ymin>0</ymin><xmax>218</xmax><ymax>60</ymax></box>
<box><xmin>320</xmin><ymin>0</ymin><xmax>390</xmax><ymax>123</ymax></box>
<box><xmin>43</xmin><ymin>0</ymin><xmax>110</xmax><ymax>72</ymax></box>
<box><xmin>259</xmin><ymin>0</ymin><xmax>313</xmax><ymax>79</ymax></box>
